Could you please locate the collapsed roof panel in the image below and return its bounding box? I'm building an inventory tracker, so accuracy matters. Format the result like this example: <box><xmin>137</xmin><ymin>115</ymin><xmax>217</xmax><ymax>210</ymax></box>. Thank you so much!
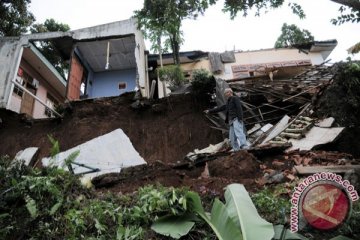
<box><xmin>75</xmin><ymin>36</ymin><xmax>137</xmax><ymax>72</ymax></box>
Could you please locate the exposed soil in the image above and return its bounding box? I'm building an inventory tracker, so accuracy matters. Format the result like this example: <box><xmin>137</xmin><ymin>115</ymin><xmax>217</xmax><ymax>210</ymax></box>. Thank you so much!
<box><xmin>0</xmin><ymin>92</ymin><xmax>270</xmax><ymax>195</ymax></box>
<box><xmin>94</xmin><ymin>151</ymin><xmax>261</xmax><ymax>195</ymax></box>
<box><xmin>0</xmin><ymin>93</ymin><xmax>221</xmax><ymax>164</ymax></box>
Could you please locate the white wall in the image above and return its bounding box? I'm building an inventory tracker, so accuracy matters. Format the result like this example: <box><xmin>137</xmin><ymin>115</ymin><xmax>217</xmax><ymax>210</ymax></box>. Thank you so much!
<box><xmin>32</xmin><ymin>84</ymin><xmax>48</xmax><ymax>119</ymax></box>
<box><xmin>216</xmin><ymin>49</ymin><xmax>325</xmax><ymax>80</ymax></box>
<box><xmin>71</xmin><ymin>18</ymin><xmax>148</xmax><ymax>97</ymax></box>
<box><xmin>9</xmin><ymin>94</ymin><xmax>21</xmax><ymax>113</ymax></box>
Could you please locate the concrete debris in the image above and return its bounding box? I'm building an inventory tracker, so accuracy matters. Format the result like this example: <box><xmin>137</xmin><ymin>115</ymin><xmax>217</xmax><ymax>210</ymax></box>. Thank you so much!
<box><xmin>315</xmin><ymin>117</ymin><xmax>335</xmax><ymax>128</ymax></box>
<box><xmin>272</xmin><ymin>160</ymin><xmax>285</xmax><ymax>167</ymax></box>
<box><xmin>294</xmin><ymin>165</ymin><xmax>360</xmax><ymax>175</ymax></box>
<box><xmin>13</xmin><ymin>147</ymin><xmax>39</xmax><ymax>166</ymax></box>
<box><xmin>261</xmin><ymin>115</ymin><xmax>290</xmax><ymax>144</ymax></box>
<box><xmin>288</xmin><ymin>127</ymin><xmax>344</xmax><ymax>151</ymax></box>
<box><xmin>264</xmin><ymin>171</ymin><xmax>285</xmax><ymax>184</ymax></box>
<box><xmin>186</xmin><ymin>139</ymin><xmax>229</xmax><ymax>161</ymax></box>
<box><xmin>200</xmin><ymin>163</ymin><xmax>210</xmax><ymax>179</ymax></box>
<box><xmin>42</xmin><ymin>129</ymin><xmax>146</xmax><ymax>179</ymax></box>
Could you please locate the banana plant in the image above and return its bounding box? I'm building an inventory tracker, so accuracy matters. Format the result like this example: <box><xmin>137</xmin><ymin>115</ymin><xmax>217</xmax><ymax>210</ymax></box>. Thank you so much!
<box><xmin>152</xmin><ymin>183</ymin><xmax>274</xmax><ymax>240</ymax></box>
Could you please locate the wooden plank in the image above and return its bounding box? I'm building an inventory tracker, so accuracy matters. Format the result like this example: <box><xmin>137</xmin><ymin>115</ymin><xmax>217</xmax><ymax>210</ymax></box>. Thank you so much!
<box><xmin>295</xmin><ymin>165</ymin><xmax>360</xmax><ymax>175</ymax></box>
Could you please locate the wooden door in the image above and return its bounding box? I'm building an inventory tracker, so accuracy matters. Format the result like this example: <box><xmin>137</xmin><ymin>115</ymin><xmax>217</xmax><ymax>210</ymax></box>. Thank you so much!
<box><xmin>20</xmin><ymin>87</ymin><xmax>36</xmax><ymax>117</ymax></box>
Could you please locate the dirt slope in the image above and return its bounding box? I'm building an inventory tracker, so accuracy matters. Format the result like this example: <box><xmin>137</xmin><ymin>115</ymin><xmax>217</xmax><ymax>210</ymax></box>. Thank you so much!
<box><xmin>0</xmin><ymin>93</ymin><xmax>222</xmax><ymax>164</ymax></box>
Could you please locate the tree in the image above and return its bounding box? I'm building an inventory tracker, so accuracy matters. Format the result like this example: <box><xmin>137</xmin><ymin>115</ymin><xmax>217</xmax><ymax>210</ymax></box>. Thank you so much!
<box><xmin>330</xmin><ymin>0</ymin><xmax>360</xmax><ymax>24</ymax></box>
<box><xmin>0</xmin><ymin>0</ymin><xmax>35</xmax><ymax>36</ymax></box>
<box><xmin>220</xmin><ymin>0</ymin><xmax>359</xmax><ymax>24</ymax></box>
<box><xmin>222</xmin><ymin>0</ymin><xmax>304</xmax><ymax>19</ymax></box>
<box><xmin>30</xmin><ymin>19</ymin><xmax>70</xmax><ymax>79</ymax></box>
<box><xmin>274</xmin><ymin>23</ymin><xmax>314</xmax><ymax>48</ymax></box>
<box><xmin>134</xmin><ymin>0</ymin><xmax>211</xmax><ymax>65</ymax></box>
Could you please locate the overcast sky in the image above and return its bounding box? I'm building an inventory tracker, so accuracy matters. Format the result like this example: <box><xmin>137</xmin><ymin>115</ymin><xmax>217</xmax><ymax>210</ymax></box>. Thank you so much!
<box><xmin>29</xmin><ymin>0</ymin><xmax>360</xmax><ymax>62</ymax></box>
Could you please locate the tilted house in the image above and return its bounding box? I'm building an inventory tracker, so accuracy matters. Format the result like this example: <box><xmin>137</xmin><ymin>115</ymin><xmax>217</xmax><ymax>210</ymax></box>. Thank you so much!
<box><xmin>0</xmin><ymin>18</ymin><xmax>149</xmax><ymax>118</ymax></box>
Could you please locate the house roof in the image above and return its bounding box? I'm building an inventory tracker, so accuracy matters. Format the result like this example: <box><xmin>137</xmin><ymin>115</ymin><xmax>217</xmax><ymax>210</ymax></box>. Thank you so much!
<box><xmin>20</xmin><ymin>19</ymin><xmax>142</xmax><ymax>74</ymax></box>
<box><xmin>148</xmin><ymin>50</ymin><xmax>209</xmax><ymax>65</ymax></box>
<box><xmin>286</xmin><ymin>39</ymin><xmax>338</xmax><ymax>60</ymax></box>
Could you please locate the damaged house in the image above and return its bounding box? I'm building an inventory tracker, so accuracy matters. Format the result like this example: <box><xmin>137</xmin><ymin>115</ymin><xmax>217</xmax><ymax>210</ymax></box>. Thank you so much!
<box><xmin>149</xmin><ymin>40</ymin><xmax>337</xmax><ymax>89</ymax></box>
<box><xmin>0</xmin><ymin>18</ymin><xmax>148</xmax><ymax>118</ymax></box>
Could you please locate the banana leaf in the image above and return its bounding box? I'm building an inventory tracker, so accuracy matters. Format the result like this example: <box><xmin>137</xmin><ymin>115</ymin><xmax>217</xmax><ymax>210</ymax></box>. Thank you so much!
<box><xmin>225</xmin><ymin>184</ymin><xmax>274</xmax><ymax>240</ymax></box>
<box><xmin>187</xmin><ymin>191</ymin><xmax>242</xmax><ymax>240</ymax></box>
<box><xmin>151</xmin><ymin>214</ymin><xmax>195</xmax><ymax>239</ymax></box>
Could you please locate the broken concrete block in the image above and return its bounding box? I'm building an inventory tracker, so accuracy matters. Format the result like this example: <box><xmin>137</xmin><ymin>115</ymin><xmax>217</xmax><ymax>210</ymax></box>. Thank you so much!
<box><xmin>261</xmin><ymin>115</ymin><xmax>290</xmax><ymax>144</ymax></box>
<box><xmin>200</xmin><ymin>163</ymin><xmax>210</xmax><ymax>179</ymax></box>
<box><xmin>42</xmin><ymin>129</ymin><xmax>146</xmax><ymax>179</ymax></box>
<box><xmin>316</xmin><ymin>117</ymin><xmax>335</xmax><ymax>128</ymax></box>
<box><xmin>186</xmin><ymin>139</ymin><xmax>229</xmax><ymax>161</ymax></box>
<box><xmin>285</xmin><ymin>173</ymin><xmax>296</xmax><ymax>181</ymax></box>
<box><xmin>289</xmin><ymin>127</ymin><xmax>344</xmax><ymax>151</ymax></box>
<box><xmin>14</xmin><ymin>147</ymin><xmax>39</xmax><ymax>166</ymax></box>
<box><xmin>272</xmin><ymin>160</ymin><xmax>285</xmax><ymax>167</ymax></box>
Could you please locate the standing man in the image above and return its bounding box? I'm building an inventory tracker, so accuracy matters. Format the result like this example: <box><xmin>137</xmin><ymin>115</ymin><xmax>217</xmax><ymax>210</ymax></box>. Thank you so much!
<box><xmin>205</xmin><ymin>88</ymin><xmax>248</xmax><ymax>151</ymax></box>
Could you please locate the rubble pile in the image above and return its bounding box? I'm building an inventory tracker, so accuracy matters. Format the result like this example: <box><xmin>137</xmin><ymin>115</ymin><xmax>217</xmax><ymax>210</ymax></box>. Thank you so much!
<box><xmin>230</xmin><ymin>64</ymin><xmax>334</xmax><ymax>126</ymax></box>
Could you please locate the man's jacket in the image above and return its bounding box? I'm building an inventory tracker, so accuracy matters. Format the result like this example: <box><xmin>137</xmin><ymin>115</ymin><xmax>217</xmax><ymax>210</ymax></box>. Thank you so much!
<box><xmin>209</xmin><ymin>96</ymin><xmax>243</xmax><ymax>123</ymax></box>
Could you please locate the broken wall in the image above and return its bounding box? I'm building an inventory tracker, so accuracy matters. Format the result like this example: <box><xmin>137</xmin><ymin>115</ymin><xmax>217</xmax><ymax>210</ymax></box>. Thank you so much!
<box><xmin>0</xmin><ymin>38</ymin><xmax>24</xmax><ymax>109</ymax></box>
<box><xmin>216</xmin><ymin>48</ymin><xmax>327</xmax><ymax>80</ymax></box>
<box><xmin>71</xmin><ymin>19</ymin><xmax>147</xmax><ymax>97</ymax></box>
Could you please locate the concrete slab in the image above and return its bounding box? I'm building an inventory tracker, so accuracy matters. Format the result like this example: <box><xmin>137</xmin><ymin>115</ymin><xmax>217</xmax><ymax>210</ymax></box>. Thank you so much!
<box><xmin>261</xmin><ymin>115</ymin><xmax>290</xmax><ymax>144</ymax></box>
<box><xmin>316</xmin><ymin>117</ymin><xmax>335</xmax><ymax>128</ymax></box>
<box><xmin>42</xmin><ymin>129</ymin><xmax>146</xmax><ymax>178</ymax></box>
<box><xmin>14</xmin><ymin>147</ymin><xmax>39</xmax><ymax>166</ymax></box>
<box><xmin>289</xmin><ymin>127</ymin><xmax>344</xmax><ymax>151</ymax></box>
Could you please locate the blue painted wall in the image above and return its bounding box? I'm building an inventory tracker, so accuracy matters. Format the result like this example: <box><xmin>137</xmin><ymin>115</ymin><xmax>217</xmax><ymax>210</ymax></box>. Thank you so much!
<box><xmin>88</xmin><ymin>69</ymin><xmax>136</xmax><ymax>98</ymax></box>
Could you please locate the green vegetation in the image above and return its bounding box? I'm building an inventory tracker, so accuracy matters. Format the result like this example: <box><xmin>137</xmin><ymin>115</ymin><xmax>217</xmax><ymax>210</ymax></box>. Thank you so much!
<box><xmin>316</xmin><ymin>60</ymin><xmax>360</xmax><ymax>127</ymax></box>
<box><xmin>134</xmin><ymin>0</ymin><xmax>210</xmax><ymax>65</ymax></box>
<box><xmin>0</xmin><ymin>156</ymin><xmax>191</xmax><ymax>239</ymax></box>
<box><xmin>191</xmin><ymin>69</ymin><xmax>215</xmax><ymax>101</ymax></box>
<box><xmin>0</xmin><ymin>0</ymin><xmax>35</xmax><ymax>37</ymax></box>
<box><xmin>274</xmin><ymin>23</ymin><xmax>314</xmax><ymax>48</ymax></box>
<box><xmin>2</xmin><ymin>155</ymin><xmax>359</xmax><ymax>239</ymax></box>
<box><xmin>30</xmin><ymin>18</ymin><xmax>71</xmax><ymax>79</ymax></box>
<box><xmin>251</xmin><ymin>185</ymin><xmax>292</xmax><ymax>224</ymax></box>
<box><xmin>158</xmin><ymin>65</ymin><xmax>186</xmax><ymax>89</ymax></box>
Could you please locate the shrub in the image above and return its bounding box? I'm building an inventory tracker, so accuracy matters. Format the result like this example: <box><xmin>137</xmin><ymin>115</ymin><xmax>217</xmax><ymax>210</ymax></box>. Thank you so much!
<box><xmin>158</xmin><ymin>65</ymin><xmax>185</xmax><ymax>88</ymax></box>
<box><xmin>316</xmin><ymin>60</ymin><xmax>360</xmax><ymax>126</ymax></box>
<box><xmin>191</xmin><ymin>69</ymin><xmax>215</xmax><ymax>101</ymax></box>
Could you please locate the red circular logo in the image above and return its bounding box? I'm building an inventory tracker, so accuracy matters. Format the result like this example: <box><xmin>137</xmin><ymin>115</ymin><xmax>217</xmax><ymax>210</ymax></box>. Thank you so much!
<box><xmin>301</xmin><ymin>183</ymin><xmax>350</xmax><ymax>230</ymax></box>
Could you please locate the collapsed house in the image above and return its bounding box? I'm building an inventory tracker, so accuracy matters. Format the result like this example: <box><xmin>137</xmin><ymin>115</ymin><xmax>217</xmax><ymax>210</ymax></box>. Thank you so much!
<box><xmin>0</xmin><ymin>18</ymin><xmax>148</xmax><ymax>119</ymax></box>
<box><xmin>148</xmin><ymin>40</ymin><xmax>337</xmax><ymax>97</ymax></box>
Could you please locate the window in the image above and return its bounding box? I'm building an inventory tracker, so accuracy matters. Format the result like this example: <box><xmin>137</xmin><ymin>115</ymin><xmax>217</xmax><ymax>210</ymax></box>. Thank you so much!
<box><xmin>44</xmin><ymin>93</ymin><xmax>58</xmax><ymax>117</ymax></box>
<box><xmin>118</xmin><ymin>82</ymin><xmax>127</xmax><ymax>89</ymax></box>
<box><xmin>13</xmin><ymin>68</ymin><xmax>34</xmax><ymax>97</ymax></box>
<box><xmin>13</xmin><ymin>76</ymin><xmax>25</xmax><ymax>97</ymax></box>
<box><xmin>13</xmin><ymin>85</ymin><xmax>24</xmax><ymax>97</ymax></box>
